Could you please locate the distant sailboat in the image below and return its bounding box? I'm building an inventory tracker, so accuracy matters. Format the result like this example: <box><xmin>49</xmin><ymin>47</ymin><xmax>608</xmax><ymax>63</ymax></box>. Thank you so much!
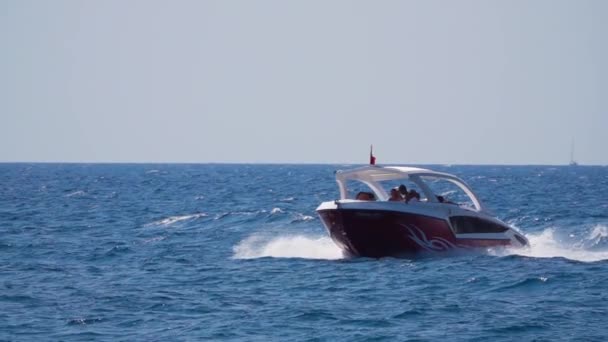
<box><xmin>569</xmin><ymin>139</ymin><xmax>578</xmax><ymax>166</ymax></box>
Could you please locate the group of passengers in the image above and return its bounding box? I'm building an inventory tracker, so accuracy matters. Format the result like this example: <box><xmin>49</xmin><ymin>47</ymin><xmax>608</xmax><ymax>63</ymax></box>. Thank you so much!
<box><xmin>389</xmin><ymin>184</ymin><xmax>420</xmax><ymax>203</ymax></box>
<box><xmin>356</xmin><ymin>184</ymin><xmax>453</xmax><ymax>204</ymax></box>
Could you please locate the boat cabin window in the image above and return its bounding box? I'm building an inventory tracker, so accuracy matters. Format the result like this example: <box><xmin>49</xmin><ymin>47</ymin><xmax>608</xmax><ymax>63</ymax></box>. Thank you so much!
<box><xmin>355</xmin><ymin>191</ymin><xmax>376</xmax><ymax>201</ymax></box>
<box><xmin>450</xmin><ymin>216</ymin><xmax>508</xmax><ymax>234</ymax></box>
<box><xmin>422</xmin><ymin>177</ymin><xmax>475</xmax><ymax>209</ymax></box>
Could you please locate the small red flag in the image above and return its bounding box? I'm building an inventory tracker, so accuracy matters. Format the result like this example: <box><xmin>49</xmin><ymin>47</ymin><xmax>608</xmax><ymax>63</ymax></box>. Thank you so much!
<box><xmin>370</xmin><ymin>145</ymin><xmax>376</xmax><ymax>165</ymax></box>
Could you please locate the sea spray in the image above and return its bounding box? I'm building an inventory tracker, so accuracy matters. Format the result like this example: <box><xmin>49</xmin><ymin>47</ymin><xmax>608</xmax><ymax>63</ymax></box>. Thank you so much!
<box><xmin>233</xmin><ymin>234</ymin><xmax>343</xmax><ymax>260</ymax></box>
<box><xmin>492</xmin><ymin>226</ymin><xmax>608</xmax><ymax>262</ymax></box>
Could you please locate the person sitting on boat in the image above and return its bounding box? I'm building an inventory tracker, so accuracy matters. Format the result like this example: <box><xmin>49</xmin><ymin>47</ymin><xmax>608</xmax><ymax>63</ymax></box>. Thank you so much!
<box><xmin>398</xmin><ymin>184</ymin><xmax>408</xmax><ymax>198</ymax></box>
<box><xmin>405</xmin><ymin>189</ymin><xmax>420</xmax><ymax>203</ymax></box>
<box><xmin>389</xmin><ymin>187</ymin><xmax>403</xmax><ymax>201</ymax></box>
<box><xmin>355</xmin><ymin>191</ymin><xmax>375</xmax><ymax>201</ymax></box>
<box><xmin>436</xmin><ymin>195</ymin><xmax>456</xmax><ymax>205</ymax></box>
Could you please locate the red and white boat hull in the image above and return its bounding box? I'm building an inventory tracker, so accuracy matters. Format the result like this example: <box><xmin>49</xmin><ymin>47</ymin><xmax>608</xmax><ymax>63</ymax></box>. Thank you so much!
<box><xmin>317</xmin><ymin>201</ymin><xmax>528</xmax><ymax>258</ymax></box>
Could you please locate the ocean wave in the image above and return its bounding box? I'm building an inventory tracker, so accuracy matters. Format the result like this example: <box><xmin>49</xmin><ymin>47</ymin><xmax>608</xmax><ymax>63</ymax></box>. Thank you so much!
<box><xmin>232</xmin><ymin>234</ymin><xmax>343</xmax><ymax>260</ymax></box>
<box><xmin>142</xmin><ymin>236</ymin><xmax>167</xmax><ymax>244</ymax></box>
<box><xmin>103</xmin><ymin>245</ymin><xmax>133</xmax><ymax>257</ymax></box>
<box><xmin>214</xmin><ymin>210</ymin><xmax>265</xmax><ymax>220</ymax></box>
<box><xmin>65</xmin><ymin>190</ymin><xmax>86</xmax><ymax>197</ymax></box>
<box><xmin>67</xmin><ymin>317</ymin><xmax>105</xmax><ymax>326</ymax></box>
<box><xmin>290</xmin><ymin>213</ymin><xmax>315</xmax><ymax>223</ymax></box>
<box><xmin>392</xmin><ymin>309</ymin><xmax>424</xmax><ymax>319</ymax></box>
<box><xmin>145</xmin><ymin>213</ymin><xmax>207</xmax><ymax>227</ymax></box>
<box><xmin>487</xmin><ymin>277</ymin><xmax>549</xmax><ymax>292</ymax></box>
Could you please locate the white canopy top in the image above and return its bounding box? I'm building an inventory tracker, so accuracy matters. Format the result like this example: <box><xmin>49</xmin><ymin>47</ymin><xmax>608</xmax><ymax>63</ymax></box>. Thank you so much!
<box><xmin>335</xmin><ymin>166</ymin><xmax>485</xmax><ymax>211</ymax></box>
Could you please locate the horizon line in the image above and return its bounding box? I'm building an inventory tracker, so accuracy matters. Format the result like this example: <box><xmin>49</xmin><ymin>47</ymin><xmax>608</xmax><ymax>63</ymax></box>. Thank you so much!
<box><xmin>0</xmin><ymin>160</ymin><xmax>604</xmax><ymax>167</ymax></box>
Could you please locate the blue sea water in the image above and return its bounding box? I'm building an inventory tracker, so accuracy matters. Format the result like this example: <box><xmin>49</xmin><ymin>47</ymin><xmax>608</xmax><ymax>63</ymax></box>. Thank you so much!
<box><xmin>1</xmin><ymin>163</ymin><xmax>608</xmax><ymax>341</ymax></box>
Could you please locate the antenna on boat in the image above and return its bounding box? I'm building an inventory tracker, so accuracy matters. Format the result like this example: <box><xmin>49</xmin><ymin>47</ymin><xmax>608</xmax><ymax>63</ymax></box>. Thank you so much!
<box><xmin>369</xmin><ymin>145</ymin><xmax>376</xmax><ymax>165</ymax></box>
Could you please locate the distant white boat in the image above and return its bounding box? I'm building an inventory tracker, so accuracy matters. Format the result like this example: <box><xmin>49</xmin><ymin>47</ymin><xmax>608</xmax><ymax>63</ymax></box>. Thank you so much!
<box><xmin>569</xmin><ymin>139</ymin><xmax>578</xmax><ymax>166</ymax></box>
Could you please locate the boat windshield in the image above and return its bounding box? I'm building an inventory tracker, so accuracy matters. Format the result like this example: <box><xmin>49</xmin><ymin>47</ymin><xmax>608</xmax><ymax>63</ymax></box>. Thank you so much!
<box><xmin>344</xmin><ymin>179</ymin><xmax>427</xmax><ymax>202</ymax></box>
<box><xmin>347</xmin><ymin>178</ymin><xmax>474</xmax><ymax>208</ymax></box>
<box><xmin>420</xmin><ymin>176</ymin><xmax>476</xmax><ymax>209</ymax></box>
<box><xmin>335</xmin><ymin>166</ymin><xmax>485</xmax><ymax>211</ymax></box>
<box><xmin>378</xmin><ymin>180</ymin><xmax>427</xmax><ymax>202</ymax></box>
<box><xmin>345</xmin><ymin>180</ymin><xmax>378</xmax><ymax>200</ymax></box>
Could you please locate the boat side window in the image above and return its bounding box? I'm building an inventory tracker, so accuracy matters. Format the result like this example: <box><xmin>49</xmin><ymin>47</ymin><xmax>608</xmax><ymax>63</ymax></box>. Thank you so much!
<box><xmin>450</xmin><ymin>216</ymin><xmax>508</xmax><ymax>234</ymax></box>
<box><xmin>355</xmin><ymin>191</ymin><xmax>376</xmax><ymax>201</ymax></box>
<box><xmin>346</xmin><ymin>180</ymin><xmax>377</xmax><ymax>200</ymax></box>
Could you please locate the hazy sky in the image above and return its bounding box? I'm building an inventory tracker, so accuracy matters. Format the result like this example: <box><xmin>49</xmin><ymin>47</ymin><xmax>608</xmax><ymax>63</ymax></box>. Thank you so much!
<box><xmin>1</xmin><ymin>0</ymin><xmax>606</xmax><ymax>164</ymax></box>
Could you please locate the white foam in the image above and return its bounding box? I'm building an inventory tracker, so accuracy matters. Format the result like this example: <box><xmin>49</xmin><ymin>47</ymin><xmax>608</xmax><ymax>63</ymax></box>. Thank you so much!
<box><xmin>270</xmin><ymin>208</ymin><xmax>283</xmax><ymax>214</ymax></box>
<box><xmin>233</xmin><ymin>226</ymin><xmax>608</xmax><ymax>262</ymax></box>
<box><xmin>145</xmin><ymin>213</ymin><xmax>207</xmax><ymax>227</ymax></box>
<box><xmin>232</xmin><ymin>234</ymin><xmax>343</xmax><ymax>260</ymax></box>
<box><xmin>493</xmin><ymin>225</ymin><xmax>608</xmax><ymax>262</ymax></box>
<box><xmin>291</xmin><ymin>213</ymin><xmax>314</xmax><ymax>222</ymax></box>
<box><xmin>65</xmin><ymin>190</ymin><xmax>86</xmax><ymax>197</ymax></box>
<box><xmin>588</xmin><ymin>224</ymin><xmax>608</xmax><ymax>239</ymax></box>
<box><xmin>142</xmin><ymin>236</ymin><xmax>166</xmax><ymax>244</ymax></box>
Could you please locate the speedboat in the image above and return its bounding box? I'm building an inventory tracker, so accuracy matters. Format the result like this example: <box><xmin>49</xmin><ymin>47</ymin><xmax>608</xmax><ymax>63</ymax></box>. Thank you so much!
<box><xmin>316</xmin><ymin>165</ymin><xmax>528</xmax><ymax>258</ymax></box>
